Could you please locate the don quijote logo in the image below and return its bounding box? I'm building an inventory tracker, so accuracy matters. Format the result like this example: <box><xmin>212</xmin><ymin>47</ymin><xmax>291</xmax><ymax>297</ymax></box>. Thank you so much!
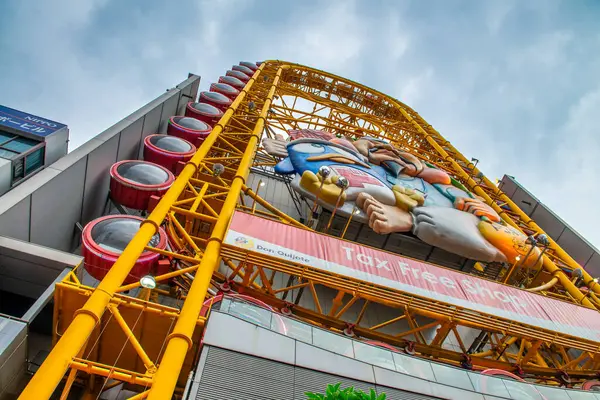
<box><xmin>234</xmin><ymin>236</ymin><xmax>255</xmax><ymax>250</ymax></box>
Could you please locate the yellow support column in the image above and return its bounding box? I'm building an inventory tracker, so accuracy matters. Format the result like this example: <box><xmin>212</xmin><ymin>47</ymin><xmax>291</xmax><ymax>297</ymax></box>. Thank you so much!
<box><xmin>147</xmin><ymin>67</ymin><xmax>283</xmax><ymax>400</ymax></box>
<box><xmin>19</xmin><ymin>65</ymin><xmax>267</xmax><ymax>400</ymax></box>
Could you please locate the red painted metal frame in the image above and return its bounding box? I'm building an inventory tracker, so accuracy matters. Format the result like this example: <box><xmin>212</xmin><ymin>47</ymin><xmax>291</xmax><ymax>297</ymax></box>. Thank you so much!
<box><xmin>109</xmin><ymin>160</ymin><xmax>175</xmax><ymax>210</ymax></box>
<box><xmin>81</xmin><ymin>215</ymin><xmax>169</xmax><ymax>284</ymax></box>
<box><xmin>185</xmin><ymin>102</ymin><xmax>223</xmax><ymax>126</ymax></box>
<box><xmin>143</xmin><ymin>135</ymin><xmax>196</xmax><ymax>174</ymax></box>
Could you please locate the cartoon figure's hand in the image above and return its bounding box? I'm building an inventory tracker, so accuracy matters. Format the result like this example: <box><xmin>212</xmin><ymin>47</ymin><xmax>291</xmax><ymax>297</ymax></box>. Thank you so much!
<box><xmin>454</xmin><ymin>197</ymin><xmax>500</xmax><ymax>222</ymax></box>
<box><xmin>392</xmin><ymin>185</ymin><xmax>425</xmax><ymax>211</ymax></box>
<box><xmin>478</xmin><ymin>220</ymin><xmax>542</xmax><ymax>268</ymax></box>
<box><xmin>262</xmin><ymin>137</ymin><xmax>288</xmax><ymax>157</ymax></box>
<box><xmin>300</xmin><ymin>170</ymin><xmax>346</xmax><ymax>206</ymax></box>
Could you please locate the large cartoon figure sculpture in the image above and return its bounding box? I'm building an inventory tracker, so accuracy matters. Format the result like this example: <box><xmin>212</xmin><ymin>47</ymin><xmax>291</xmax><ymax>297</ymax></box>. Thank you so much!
<box><xmin>263</xmin><ymin>129</ymin><xmax>541</xmax><ymax>268</ymax></box>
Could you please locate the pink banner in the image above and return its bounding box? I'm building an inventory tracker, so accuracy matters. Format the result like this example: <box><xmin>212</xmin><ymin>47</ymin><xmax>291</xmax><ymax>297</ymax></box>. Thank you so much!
<box><xmin>225</xmin><ymin>211</ymin><xmax>600</xmax><ymax>342</ymax></box>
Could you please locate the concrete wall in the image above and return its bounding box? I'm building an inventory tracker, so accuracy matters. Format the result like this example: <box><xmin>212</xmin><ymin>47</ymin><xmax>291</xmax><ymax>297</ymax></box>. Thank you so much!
<box><xmin>0</xmin><ymin>159</ymin><xmax>10</xmax><ymax>196</ymax></box>
<box><xmin>0</xmin><ymin>317</ymin><xmax>27</xmax><ymax>399</ymax></box>
<box><xmin>44</xmin><ymin>127</ymin><xmax>69</xmax><ymax>166</ymax></box>
<box><xmin>0</xmin><ymin>236</ymin><xmax>81</xmax><ymax>300</ymax></box>
<box><xmin>0</xmin><ymin>75</ymin><xmax>200</xmax><ymax>253</ymax></box>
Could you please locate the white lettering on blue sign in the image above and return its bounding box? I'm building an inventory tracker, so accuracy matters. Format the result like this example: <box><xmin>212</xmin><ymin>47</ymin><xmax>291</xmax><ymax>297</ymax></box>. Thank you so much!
<box><xmin>0</xmin><ymin>105</ymin><xmax>65</xmax><ymax>137</ymax></box>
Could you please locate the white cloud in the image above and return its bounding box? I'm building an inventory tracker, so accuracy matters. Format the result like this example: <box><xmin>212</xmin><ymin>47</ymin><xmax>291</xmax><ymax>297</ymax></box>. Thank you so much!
<box><xmin>0</xmin><ymin>0</ymin><xmax>598</xmax><ymax>249</ymax></box>
<box><xmin>538</xmin><ymin>86</ymin><xmax>600</xmax><ymax>246</ymax></box>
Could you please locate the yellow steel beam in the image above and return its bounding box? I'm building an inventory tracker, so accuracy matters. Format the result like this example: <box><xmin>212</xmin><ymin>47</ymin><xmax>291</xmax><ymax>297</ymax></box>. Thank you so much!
<box><xmin>278</xmin><ymin>61</ymin><xmax>594</xmax><ymax>306</ymax></box>
<box><xmin>146</xmin><ymin>66</ymin><xmax>284</xmax><ymax>399</ymax></box>
<box><xmin>70</xmin><ymin>359</ymin><xmax>153</xmax><ymax>386</ymax></box>
<box><xmin>58</xmin><ymin>368</ymin><xmax>78</xmax><ymax>400</ymax></box>
<box><xmin>127</xmin><ymin>390</ymin><xmax>149</xmax><ymax>400</ymax></box>
<box><xmin>19</xmin><ymin>63</ymin><xmax>268</xmax><ymax>400</ymax></box>
<box><xmin>221</xmin><ymin>245</ymin><xmax>596</xmax><ymax>352</ymax></box>
<box><xmin>107</xmin><ymin>305</ymin><xmax>156</xmax><ymax>373</ymax></box>
<box><xmin>117</xmin><ymin>263</ymin><xmax>200</xmax><ymax>293</ymax></box>
<box><xmin>242</xmin><ymin>184</ymin><xmax>309</xmax><ymax>229</ymax></box>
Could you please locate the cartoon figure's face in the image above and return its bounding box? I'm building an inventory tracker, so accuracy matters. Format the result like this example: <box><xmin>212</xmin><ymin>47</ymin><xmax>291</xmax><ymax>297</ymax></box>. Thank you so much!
<box><xmin>286</xmin><ymin>139</ymin><xmax>392</xmax><ymax>195</ymax></box>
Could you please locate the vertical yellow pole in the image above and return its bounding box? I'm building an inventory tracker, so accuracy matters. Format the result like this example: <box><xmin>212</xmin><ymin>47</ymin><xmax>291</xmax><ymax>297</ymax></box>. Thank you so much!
<box><xmin>146</xmin><ymin>67</ymin><xmax>283</xmax><ymax>400</ymax></box>
<box><xmin>19</xmin><ymin>65</ymin><xmax>267</xmax><ymax>400</ymax></box>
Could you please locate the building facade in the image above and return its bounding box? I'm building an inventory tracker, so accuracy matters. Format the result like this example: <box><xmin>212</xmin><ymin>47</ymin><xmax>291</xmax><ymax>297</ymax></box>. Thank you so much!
<box><xmin>1</xmin><ymin>62</ymin><xmax>599</xmax><ymax>399</ymax></box>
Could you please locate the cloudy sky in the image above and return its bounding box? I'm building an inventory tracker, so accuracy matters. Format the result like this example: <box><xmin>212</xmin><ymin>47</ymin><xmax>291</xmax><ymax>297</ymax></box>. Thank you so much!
<box><xmin>0</xmin><ymin>0</ymin><xmax>599</xmax><ymax>248</ymax></box>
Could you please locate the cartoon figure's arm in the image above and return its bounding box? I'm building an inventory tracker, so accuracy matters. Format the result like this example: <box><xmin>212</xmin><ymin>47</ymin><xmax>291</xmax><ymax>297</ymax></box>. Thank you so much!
<box><xmin>433</xmin><ymin>182</ymin><xmax>501</xmax><ymax>222</ymax></box>
<box><xmin>454</xmin><ymin>197</ymin><xmax>501</xmax><ymax>222</ymax></box>
<box><xmin>417</xmin><ymin>167</ymin><xmax>451</xmax><ymax>185</ymax></box>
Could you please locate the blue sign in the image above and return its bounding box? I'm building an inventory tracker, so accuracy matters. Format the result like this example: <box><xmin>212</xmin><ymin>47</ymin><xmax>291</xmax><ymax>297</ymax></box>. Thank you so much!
<box><xmin>0</xmin><ymin>105</ymin><xmax>66</xmax><ymax>138</ymax></box>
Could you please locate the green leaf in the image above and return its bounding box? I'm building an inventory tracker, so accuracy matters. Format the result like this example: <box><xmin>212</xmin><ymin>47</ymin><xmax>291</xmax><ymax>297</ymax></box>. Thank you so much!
<box><xmin>305</xmin><ymin>384</ymin><xmax>384</xmax><ymax>400</ymax></box>
<box><xmin>305</xmin><ymin>392</ymin><xmax>324</xmax><ymax>400</ymax></box>
<box><xmin>326</xmin><ymin>384</ymin><xmax>335</xmax><ymax>397</ymax></box>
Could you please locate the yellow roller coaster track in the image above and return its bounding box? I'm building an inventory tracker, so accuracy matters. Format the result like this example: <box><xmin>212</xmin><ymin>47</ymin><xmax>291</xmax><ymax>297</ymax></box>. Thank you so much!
<box><xmin>20</xmin><ymin>61</ymin><xmax>600</xmax><ymax>399</ymax></box>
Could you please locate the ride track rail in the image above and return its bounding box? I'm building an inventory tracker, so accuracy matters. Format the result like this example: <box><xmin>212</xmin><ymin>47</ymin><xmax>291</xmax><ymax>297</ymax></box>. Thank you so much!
<box><xmin>20</xmin><ymin>61</ymin><xmax>600</xmax><ymax>399</ymax></box>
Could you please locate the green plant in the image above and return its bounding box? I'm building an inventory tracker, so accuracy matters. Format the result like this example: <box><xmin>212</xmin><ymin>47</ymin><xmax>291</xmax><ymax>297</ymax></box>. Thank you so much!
<box><xmin>305</xmin><ymin>383</ymin><xmax>386</xmax><ymax>400</ymax></box>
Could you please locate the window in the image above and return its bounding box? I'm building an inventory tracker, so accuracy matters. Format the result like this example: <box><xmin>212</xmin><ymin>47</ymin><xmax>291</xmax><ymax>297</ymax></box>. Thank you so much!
<box><xmin>25</xmin><ymin>148</ymin><xmax>44</xmax><ymax>174</ymax></box>
<box><xmin>0</xmin><ymin>131</ymin><xmax>45</xmax><ymax>185</ymax></box>
<box><xmin>12</xmin><ymin>158</ymin><xmax>24</xmax><ymax>182</ymax></box>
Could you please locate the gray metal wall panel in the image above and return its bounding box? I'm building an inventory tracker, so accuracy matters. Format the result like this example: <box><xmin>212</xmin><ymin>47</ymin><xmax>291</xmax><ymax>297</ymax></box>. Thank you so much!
<box><xmin>44</xmin><ymin>128</ymin><xmax>69</xmax><ymax>165</ymax></box>
<box><xmin>510</xmin><ymin>188</ymin><xmax>537</xmax><ymax>216</ymax></box>
<box><xmin>200</xmin><ymin>364</ymin><xmax>293</xmax><ymax>400</ymax></box>
<box><xmin>192</xmin><ymin>347</ymin><xmax>433</xmax><ymax>400</ymax></box>
<box><xmin>499</xmin><ymin>177</ymin><xmax>518</xmax><ymax>199</ymax></box>
<box><xmin>378</xmin><ymin>385</ymin><xmax>439</xmax><ymax>400</ymax></box>
<box><xmin>175</xmin><ymin>86</ymin><xmax>192</xmax><ymax>116</ymax></box>
<box><xmin>0</xmin><ymin>274</ymin><xmax>46</xmax><ymax>298</ymax></box>
<box><xmin>198</xmin><ymin>347</ymin><xmax>293</xmax><ymax>400</ymax></box>
<box><xmin>202</xmin><ymin>312</ymin><xmax>296</xmax><ymax>365</ymax></box>
<box><xmin>0</xmin><ymin>236</ymin><xmax>81</xmax><ymax>269</ymax></box>
<box><xmin>0</xmin><ymin>318</ymin><xmax>27</xmax><ymax>397</ymax></box>
<box><xmin>0</xmin><ymin>197</ymin><xmax>30</xmax><ymax>241</ymax></box>
<box><xmin>529</xmin><ymin>205</ymin><xmax>565</xmax><ymax>239</ymax></box>
<box><xmin>585</xmin><ymin>252</ymin><xmax>600</xmax><ymax>277</ymax></box>
<box><xmin>80</xmin><ymin>136</ymin><xmax>120</xmax><ymax>225</ymax></box>
<box><xmin>555</xmin><ymin>228</ymin><xmax>595</xmax><ymax>267</ymax></box>
<box><xmin>294</xmin><ymin>366</ymin><xmax>373</xmax><ymax>393</ymax></box>
<box><xmin>0</xmin><ymin>254</ymin><xmax>61</xmax><ymax>287</ymax></box>
<box><xmin>159</xmin><ymin>95</ymin><xmax>179</xmax><ymax>133</ymax></box>
<box><xmin>194</xmin><ymin>385</ymin><xmax>268</xmax><ymax>400</ymax></box>
<box><xmin>0</xmin><ymin>237</ymin><xmax>80</xmax><ymax>298</ymax></box>
<box><xmin>0</xmin><ymin>158</ymin><xmax>11</xmax><ymax>195</ymax></box>
<box><xmin>137</xmin><ymin>104</ymin><xmax>163</xmax><ymax>159</ymax></box>
<box><xmin>29</xmin><ymin>157</ymin><xmax>87</xmax><ymax>251</ymax></box>
<box><xmin>116</xmin><ymin>117</ymin><xmax>144</xmax><ymax>161</ymax></box>
<box><xmin>176</xmin><ymin>75</ymin><xmax>200</xmax><ymax>115</ymax></box>
<box><xmin>204</xmin><ymin>346</ymin><xmax>294</xmax><ymax>383</ymax></box>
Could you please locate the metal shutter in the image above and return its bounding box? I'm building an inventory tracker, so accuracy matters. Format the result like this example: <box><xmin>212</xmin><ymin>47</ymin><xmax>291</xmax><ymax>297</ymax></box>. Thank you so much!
<box><xmin>190</xmin><ymin>347</ymin><xmax>441</xmax><ymax>400</ymax></box>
